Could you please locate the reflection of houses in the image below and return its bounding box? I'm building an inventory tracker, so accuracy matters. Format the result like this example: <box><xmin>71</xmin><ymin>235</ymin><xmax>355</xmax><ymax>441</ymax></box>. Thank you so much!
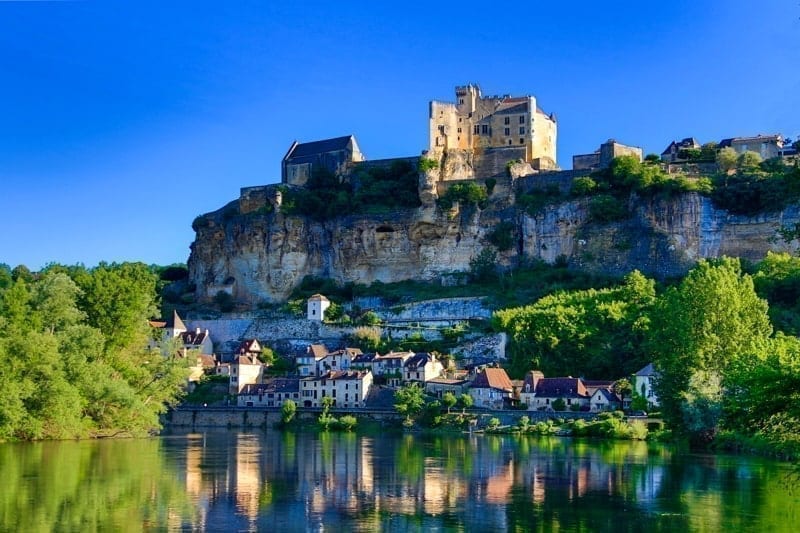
<box><xmin>634</xmin><ymin>363</ymin><xmax>660</xmax><ymax>407</ymax></box>
<box><xmin>403</xmin><ymin>352</ymin><xmax>444</xmax><ymax>383</ymax></box>
<box><xmin>300</xmin><ymin>370</ymin><xmax>373</xmax><ymax>408</ymax></box>
<box><xmin>238</xmin><ymin>378</ymin><xmax>300</xmax><ymax>407</ymax></box>
<box><xmin>469</xmin><ymin>368</ymin><xmax>514</xmax><ymax>409</ymax></box>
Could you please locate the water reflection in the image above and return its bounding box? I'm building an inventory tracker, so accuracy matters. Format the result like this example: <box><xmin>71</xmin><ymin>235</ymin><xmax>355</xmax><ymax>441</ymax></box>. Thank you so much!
<box><xmin>0</xmin><ymin>430</ymin><xmax>797</xmax><ymax>531</ymax></box>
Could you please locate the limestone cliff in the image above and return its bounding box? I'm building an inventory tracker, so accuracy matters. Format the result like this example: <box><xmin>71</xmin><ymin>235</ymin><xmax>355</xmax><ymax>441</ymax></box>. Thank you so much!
<box><xmin>188</xmin><ymin>189</ymin><xmax>800</xmax><ymax>304</ymax></box>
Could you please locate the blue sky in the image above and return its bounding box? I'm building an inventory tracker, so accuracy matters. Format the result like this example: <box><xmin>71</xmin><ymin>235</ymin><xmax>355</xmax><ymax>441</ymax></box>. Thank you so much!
<box><xmin>1</xmin><ymin>0</ymin><xmax>798</xmax><ymax>270</ymax></box>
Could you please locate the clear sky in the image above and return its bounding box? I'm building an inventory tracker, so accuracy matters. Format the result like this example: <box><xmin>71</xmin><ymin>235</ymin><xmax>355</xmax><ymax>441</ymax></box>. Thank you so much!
<box><xmin>1</xmin><ymin>0</ymin><xmax>798</xmax><ymax>270</ymax></box>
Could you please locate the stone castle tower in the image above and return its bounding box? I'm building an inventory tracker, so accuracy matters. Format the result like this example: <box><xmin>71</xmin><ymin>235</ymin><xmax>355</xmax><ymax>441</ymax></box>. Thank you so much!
<box><xmin>428</xmin><ymin>84</ymin><xmax>558</xmax><ymax>171</ymax></box>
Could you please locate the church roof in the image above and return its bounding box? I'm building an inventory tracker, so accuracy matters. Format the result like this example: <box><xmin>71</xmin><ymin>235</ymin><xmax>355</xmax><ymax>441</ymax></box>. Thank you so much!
<box><xmin>284</xmin><ymin>136</ymin><xmax>354</xmax><ymax>161</ymax></box>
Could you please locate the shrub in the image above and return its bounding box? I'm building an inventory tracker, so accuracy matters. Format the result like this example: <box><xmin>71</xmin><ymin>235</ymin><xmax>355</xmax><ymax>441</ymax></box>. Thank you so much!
<box><xmin>438</xmin><ymin>182</ymin><xmax>488</xmax><ymax>209</ymax></box>
<box><xmin>488</xmin><ymin>221</ymin><xmax>516</xmax><ymax>251</ymax></box>
<box><xmin>469</xmin><ymin>248</ymin><xmax>498</xmax><ymax>283</ymax></box>
<box><xmin>588</xmin><ymin>195</ymin><xmax>628</xmax><ymax>223</ymax></box>
<box><xmin>338</xmin><ymin>415</ymin><xmax>358</xmax><ymax>431</ymax></box>
<box><xmin>629</xmin><ymin>420</ymin><xmax>649</xmax><ymax>440</ymax></box>
<box><xmin>280</xmin><ymin>400</ymin><xmax>297</xmax><ymax>425</ymax></box>
<box><xmin>487</xmin><ymin>417</ymin><xmax>501</xmax><ymax>430</ymax></box>
<box><xmin>419</xmin><ymin>157</ymin><xmax>439</xmax><ymax>172</ymax></box>
<box><xmin>552</xmin><ymin>398</ymin><xmax>566</xmax><ymax>412</ymax></box>
<box><xmin>571</xmin><ymin>176</ymin><xmax>597</xmax><ymax>196</ymax></box>
<box><xmin>349</xmin><ymin>326</ymin><xmax>382</xmax><ymax>351</ymax></box>
<box><xmin>570</xmin><ymin>403</ymin><xmax>581</xmax><ymax>412</ymax></box>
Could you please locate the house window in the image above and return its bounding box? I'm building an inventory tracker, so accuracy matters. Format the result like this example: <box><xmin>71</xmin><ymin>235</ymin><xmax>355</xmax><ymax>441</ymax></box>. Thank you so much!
<box><xmin>508</xmin><ymin>140</ymin><xmax>512</xmax><ymax>145</ymax></box>
<box><xmin>231</xmin><ymin>377</ymin><xmax>237</xmax><ymax>382</ymax></box>
<box><xmin>438</xmin><ymin>125</ymin><xmax>445</xmax><ymax>135</ymax></box>
<box><xmin>504</xmin><ymin>128</ymin><xmax>510</xmax><ymax>136</ymax></box>
<box><xmin>459</xmin><ymin>98</ymin><xmax>464</xmax><ymax>104</ymax></box>
<box><xmin>474</xmin><ymin>125</ymin><xmax>480</xmax><ymax>134</ymax></box>
<box><xmin>519</xmin><ymin>116</ymin><xmax>525</xmax><ymax>124</ymax></box>
<box><xmin>520</xmin><ymin>138</ymin><xmax>524</xmax><ymax>144</ymax></box>
<box><xmin>504</xmin><ymin>117</ymin><xmax>510</xmax><ymax>125</ymax></box>
<box><xmin>519</xmin><ymin>127</ymin><xmax>525</xmax><ymax>135</ymax></box>
<box><xmin>457</xmin><ymin>127</ymin><xmax>461</xmax><ymax>134</ymax></box>
<box><xmin>481</xmin><ymin>125</ymin><xmax>489</xmax><ymax>134</ymax></box>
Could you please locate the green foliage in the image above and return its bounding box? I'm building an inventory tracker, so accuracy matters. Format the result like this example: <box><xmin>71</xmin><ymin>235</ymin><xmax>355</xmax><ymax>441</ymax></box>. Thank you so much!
<box><xmin>516</xmin><ymin>185</ymin><xmax>564</xmax><ymax>215</ymax></box>
<box><xmin>710</xmin><ymin>158</ymin><xmax>800</xmax><ymax>215</ymax></box>
<box><xmin>588</xmin><ymin>194</ymin><xmax>628</xmax><ymax>223</ymax></box>
<box><xmin>438</xmin><ymin>182</ymin><xmax>488</xmax><ymax>209</ymax></box>
<box><xmin>338</xmin><ymin>415</ymin><xmax>358</xmax><ymax>431</ymax></box>
<box><xmin>418</xmin><ymin>157</ymin><xmax>439</xmax><ymax>172</ymax></box>
<box><xmin>487</xmin><ymin>417</ymin><xmax>501</xmax><ymax>430</ymax></box>
<box><xmin>752</xmin><ymin>252</ymin><xmax>800</xmax><ymax>334</ymax></box>
<box><xmin>551</xmin><ymin>398</ymin><xmax>566</xmax><ymax>412</ymax></box>
<box><xmin>647</xmin><ymin>258</ymin><xmax>772</xmax><ymax>443</ymax></box>
<box><xmin>716</xmin><ymin>147</ymin><xmax>738</xmax><ymax>172</ymax></box>
<box><xmin>441</xmin><ymin>392</ymin><xmax>457</xmax><ymax>413</ymax></box>
<box><xmin>571</xmin><ymin>176</ymin><xmax>597</xmax><ymax>196</ymax></box>
<box><xmin>459</xmin><ymin>394</ymin><xmax>473</xmax><ymax>411</ymax></box>
<box><xmin>493</xmin><ymin>270</ymin><xmax>655</xmax><ymax>378</ymax></box>
<box><xmin>349</xmin><ymin>326</ymin><xmax>383</xmax><ymax>352</ymax></box>
<box><xmin>469</xmin><ymin>248</ymin><xmax>498</xmax><ymax>283</ymax></box>
<box><xmin>487</xmin><ymin>221</ymin><xmax>516</xmax><ymax>251</ymax></box>
<box><xmin>280</xmin><ymin>399</ymin><xmax>297</xmax><ymax>424</ymax></box>
<box><xmin>358</xmin><ymin>310</ymin><xmax>381</xmax><ymax>326</ymax></box>
<box><xmin>0</xmin><ymin>263</ymin><xmax>189</xmax><ymax>441</ymax></box>
<box><xmin>394</xmin><ymin>383</ymin><xmax>426</xmax><ymax>425</ymax></box>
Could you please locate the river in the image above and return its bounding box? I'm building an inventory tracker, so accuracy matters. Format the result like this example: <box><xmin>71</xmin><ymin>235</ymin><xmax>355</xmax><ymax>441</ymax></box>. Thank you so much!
<box><xmin>0</xmin><ymin>429</ymin><xmax>797</xmax><ymax>531</ymax></box>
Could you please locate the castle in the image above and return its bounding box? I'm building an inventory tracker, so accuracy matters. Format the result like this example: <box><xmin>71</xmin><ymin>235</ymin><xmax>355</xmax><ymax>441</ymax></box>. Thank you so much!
<box><xmin>428</xmin><ymin>84</ymin><xmax>558</xmax><ymax>171</ymax></box>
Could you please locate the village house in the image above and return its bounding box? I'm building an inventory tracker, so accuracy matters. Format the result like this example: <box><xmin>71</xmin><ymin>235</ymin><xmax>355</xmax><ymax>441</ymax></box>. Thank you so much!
<box><xmin>299</xmin><ymin>370</ymin><xmax>373</xmax><ymax>408</ymax></box>
<box><xmin>634</xmin><ymin>363</ymin><xmax>660</xmax><ymax>407</ymax></box>
<box><xmin>307</xmin><ymin>294</ymin><xmax>331</xmax><ymax>322</ymax></box>
<box><xmin>237</xmin><ymin>378</ymin><xmax>300</xmax><ymax>408</ymax></box>
<box><xmin>719</xmin><ymin>134</ymin><xmax>784</xmax><ymax>160</ymax></box>
<box><xmin>660</xmin><ymin>137</ymin><xmax>701</xmax><ymax>162</ymax></box>
<box><xmin>316</xmin><ymin>347</ymin><xmax>361</xmax><ymax>375</ymax></box>
<box><xmin>297</xmin><ymin>344</ymin><xmax>329</xmax><ymax>377</ymax></box>
<box><xmin>236</xmin><ymin>339</ymin><xmax>262</xmax><ymax>359</ymax></box>
<box><xmin>469</xmin><ymin>368</ymin><xmax>514</xmax><ymax>409</ymax></box>
<box><xmin>229</xmin><ymin>354</ymin><xmax>264</xmax><ymax>395</ymax></box>
<box><xmin>425</xmin><ymin>377</ymin><xmax>468</xmax><ymax>399</ymax></box>
<box><xmin>402</xmin><ymin>352</ymin><xmax>444</xmax><ymax>384</ymax></box>
<box><xmin>180</xmin><ymin>327</ymin><xmax>214</xmax><ymax>356</ymax></box>
<box><xmin>519</xmin><ymin>371</ymin><xmax>591</xmax><ymax>412</ymax></box>
<box><xmin>589</xmin><ymin>388</ymin><xmax>623</xmax><ymax>412</ymax></box>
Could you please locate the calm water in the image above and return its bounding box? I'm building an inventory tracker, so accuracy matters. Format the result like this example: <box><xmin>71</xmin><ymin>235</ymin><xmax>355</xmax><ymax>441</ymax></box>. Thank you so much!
<box><xmin>0</xmin><ymin>429</ymin><xmax>798</xmax><ymax>532</ymax></box>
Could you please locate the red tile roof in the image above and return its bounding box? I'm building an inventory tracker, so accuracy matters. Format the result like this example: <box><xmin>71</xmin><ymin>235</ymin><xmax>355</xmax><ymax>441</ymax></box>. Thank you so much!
<box><xmin>471</xmin><ymin>368</ymin><xmax>513</xmax><ymax>392</ymax></box>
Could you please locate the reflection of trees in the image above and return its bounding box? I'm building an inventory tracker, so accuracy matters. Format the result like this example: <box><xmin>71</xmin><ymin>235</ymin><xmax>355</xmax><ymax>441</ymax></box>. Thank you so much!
<box><xmin>0</xmin><ymin>439</ymin><xmax>196</xmax><ymax>531</ymax></box>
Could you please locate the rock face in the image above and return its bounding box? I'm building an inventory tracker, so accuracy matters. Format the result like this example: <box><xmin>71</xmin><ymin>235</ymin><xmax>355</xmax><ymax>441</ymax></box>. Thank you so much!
<box><xmin>188</xmin><ymin>189</ymin><xmax>800</xmax><ymax>304</ymax></box>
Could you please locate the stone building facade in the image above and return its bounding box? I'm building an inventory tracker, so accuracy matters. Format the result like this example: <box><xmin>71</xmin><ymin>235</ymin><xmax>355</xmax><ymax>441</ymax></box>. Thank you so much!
<box><xmin>573</xmin><ymin>139</ymin><xmax>643</xmax><ymax>170</ymax></box>
<box><xmin>282</xmin><ymin>135</ymin><xmax>364</xmax><ymax>186</ymax></box>
<box><xmin>428</xmin><ymin>84</ymin><xmax>557</xmax><ymax>171</ymax></box>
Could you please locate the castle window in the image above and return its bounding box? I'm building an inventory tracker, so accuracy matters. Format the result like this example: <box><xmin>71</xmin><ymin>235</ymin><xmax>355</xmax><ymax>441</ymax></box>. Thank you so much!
<box><xmin>457</xmin><ymin>127</ymin><xmax>461</xmax><ymax>133</ymax></box>
<box><xmin>481</xmin><ymin>125</ymin><xmax>489</xmax><ymax>134</ymax></box>
<box><xmin>474</xmin><ymin>125</ymin><xmax>480</xmax><ymax>134</ymax></box>
<box><xmin>504</xmin><ymin>128</ymin><xmax>510</xmax><ymax>136</ymax></box>
<box><xmin>459</xmin><ymin>98</ymin><xmax>464</xmax><ymax>104</ymax></box>
<box><xmin>519</xmin><ymin>127</ymin><xmax>525</xmax><ymax>135</ymax></box>
<box><xmin>504</xmin><ymin>117</ymin><xmax>510</xmax><ymax>125</ymax></box>
<box><xmin>519</xmin><ymin>116</ymin><xmax>525</xmax><ymax>124</ymax></box>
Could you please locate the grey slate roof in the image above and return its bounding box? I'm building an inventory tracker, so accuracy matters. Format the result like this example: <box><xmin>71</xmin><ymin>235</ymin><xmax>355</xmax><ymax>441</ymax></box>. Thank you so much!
<box><xmin>285</xmin><ymin>136</ymin><xmax>353</xmax><ymax>161</ymax></box>
<box><xmin>635</xmin><ymin>363</ymin><xmax>657</xmax><ymax>377</ymax></box>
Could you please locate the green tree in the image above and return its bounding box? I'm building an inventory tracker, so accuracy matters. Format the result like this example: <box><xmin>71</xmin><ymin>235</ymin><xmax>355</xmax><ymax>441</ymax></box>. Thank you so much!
<box><xmin>281</xmin><ymin>399</ymin><xmax>297</xmax><ymax>425</ymax></box>
<box><xmin>394</xmin><ymin>383</ymin><xmax>426</xmax><ymax>425</ymax></box>
<box><xmin>647</xmin><ymin>258</ymin><xmax>772</xmax><ymax>443</ymax></box>
<box><xmin>551</xmin><ymin>398</ymin><xmax>566</xmax><ymax>412</ymax></box>
<box><xmin>441</xmin><ymin>392</ymin><xmax>457</xmax><ymax>413</ymax></box>
<box><xmin>459</xmin><ymin>393</ymin><xmax>473</xmax><ymax>413</ymax></box>
<box><xmin>737</xmin><ymin>150</ymin><xmax>763</xmax><ymax>170</ymax></box>
<box><xmin>716</xmin><ymin>147</ymin><xmax>738</xmax><ymax>172</ymax></box>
